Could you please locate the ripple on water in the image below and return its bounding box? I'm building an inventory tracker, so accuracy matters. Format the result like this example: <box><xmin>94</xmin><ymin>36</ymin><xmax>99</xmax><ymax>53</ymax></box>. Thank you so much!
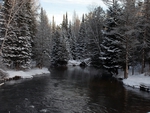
<box><xmin>1</xmin><ymin>67</ymin><xmax>150</xmax><ymax>113</ymax></box>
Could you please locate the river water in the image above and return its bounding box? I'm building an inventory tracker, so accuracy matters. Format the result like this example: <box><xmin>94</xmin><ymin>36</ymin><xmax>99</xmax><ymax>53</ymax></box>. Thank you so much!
<box><xmin>0</xmin><ymin>66</ymin><xmax>150</xmax><ymax>113</ymax></box>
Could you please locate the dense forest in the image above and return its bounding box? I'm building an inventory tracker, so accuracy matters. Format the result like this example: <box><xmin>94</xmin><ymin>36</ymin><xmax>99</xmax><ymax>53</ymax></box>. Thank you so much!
<box><xmin>0</xmin><ymin>0</ymin><xmax>150</xmax><ymax>79</ymax></box>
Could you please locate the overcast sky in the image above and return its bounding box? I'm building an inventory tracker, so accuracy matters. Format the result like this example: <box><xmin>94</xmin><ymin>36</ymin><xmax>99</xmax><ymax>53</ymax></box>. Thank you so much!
<box><xmin>39</xmin><ymin>0</ymin><xmax>107</xmax><ymax>25</ymax></box>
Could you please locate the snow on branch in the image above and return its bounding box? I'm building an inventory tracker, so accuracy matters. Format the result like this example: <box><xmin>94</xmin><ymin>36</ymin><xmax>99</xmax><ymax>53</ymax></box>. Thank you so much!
<box><xmin>0</xmin><ymin>0</ymin><xmax>29</xmax><ymax>56</ymax></box>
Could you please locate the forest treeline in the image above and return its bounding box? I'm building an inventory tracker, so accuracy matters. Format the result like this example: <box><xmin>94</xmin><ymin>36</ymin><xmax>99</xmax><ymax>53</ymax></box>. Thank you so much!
<box><xmin>0</xmin><ymin>0</ymin><xmax>150</xmax><ymax>79</ymax></box>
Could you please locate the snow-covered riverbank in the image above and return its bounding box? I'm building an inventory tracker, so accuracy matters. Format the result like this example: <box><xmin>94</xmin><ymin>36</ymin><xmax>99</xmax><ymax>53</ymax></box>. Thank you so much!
<box><xmin>118</xmin><ymin>68</ymin><xmax>150</xmax><ymax>89</ymax></box>
<box><xmin>68</xmin><ymin>60</ymin><xmax>150</xmax><ymax>90</ymax></box>
<box><xmin>123</xmin><ymin>74</ymin><xmax>150</xmax><ymax>89</ymax></box>
<box><xmin>0</xmin><ymin>68</ymin><xmax>50</xmax><ymax>86</ymax></box>
<box><xmin>6</xmin><ymin>67</ymin><xmax>50</xmax><ymax>79</ymax></box>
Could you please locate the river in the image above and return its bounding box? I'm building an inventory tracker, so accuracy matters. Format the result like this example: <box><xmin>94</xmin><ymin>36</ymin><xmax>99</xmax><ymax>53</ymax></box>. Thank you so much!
<box><xmin>0</xmin><ymin>66</ymin><xmax>150</xmax><ymax>113</ymax></box>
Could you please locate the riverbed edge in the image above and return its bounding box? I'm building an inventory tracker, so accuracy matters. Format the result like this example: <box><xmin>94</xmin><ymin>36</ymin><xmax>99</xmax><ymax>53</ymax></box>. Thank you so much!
<box><xmin>0</xmin><ymin>67</ymin><xmax>50</xmax><ymax>86</ymax></box>
<box><xmin>116</xmin><ymin>73</ymin><xmax>150</xmax><ymax>92</ymax></box>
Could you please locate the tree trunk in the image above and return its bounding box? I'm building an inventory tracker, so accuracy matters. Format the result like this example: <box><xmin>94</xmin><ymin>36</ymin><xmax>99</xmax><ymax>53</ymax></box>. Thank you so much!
<box><xmin>141</xmin><ymin>48</ymin><xmax>145</xmax><ymax>74</ymax></box>
<box><xmin>132</xmin><ymin>65</ymin><xmax>134</xmax><ymax>75</ymax></box>
<box><xmin>141</xmin><ymin>28</ymin><xmax>146</xmax><ymax>74</ymax></box>
<box><xmin>125</xmin><ymin>57</ymin><xmax>128</xmax><ymax>79</ymax></box>
<box><xmin>124</xmin><ymin>36</ymin><xmax>128</xmax><ymax>79</ymax></box>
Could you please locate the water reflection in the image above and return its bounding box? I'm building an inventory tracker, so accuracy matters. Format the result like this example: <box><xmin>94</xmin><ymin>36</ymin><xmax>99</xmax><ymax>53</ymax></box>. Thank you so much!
<box><xmin>0</xmin><ymin>66</ymin><xmax>150</xmax><ymax>113</ymax></box>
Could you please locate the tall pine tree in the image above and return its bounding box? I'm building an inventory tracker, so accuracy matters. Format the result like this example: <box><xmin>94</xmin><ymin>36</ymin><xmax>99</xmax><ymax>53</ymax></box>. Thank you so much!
<box><xmin>51</xmin><ymin>28</ymin><xmax>68</xmax><ymax>67</ymax></box>
<box><xmin>85</xmin><ymin>6</ymin><xmax>105</xmax><ymax>67</ymax></box>
<box><xmin>34</xmin><ymin>8</ymin><xmax>51</xmax><ymax>67</ymax></box>
<box><xmin>100</xmin><ymin>1</ymin><xmax>123</xmax><ymax>75</ymax></box>
<box><xmin>1</xmin><ymin>0</ymin><xmax>36</xmax><ymax>69</ymax></box>
<box><xmin>76</xmin><ymin>14</ymin><xmax>86</xmax><ymax>60</ymax></box>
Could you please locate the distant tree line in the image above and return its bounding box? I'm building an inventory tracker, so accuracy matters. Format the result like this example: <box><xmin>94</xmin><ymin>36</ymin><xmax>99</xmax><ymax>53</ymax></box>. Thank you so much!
<box><xmin>0</xmin><ymin>0</ymin><xmax>150</xmax><ymax>79</ymax></box>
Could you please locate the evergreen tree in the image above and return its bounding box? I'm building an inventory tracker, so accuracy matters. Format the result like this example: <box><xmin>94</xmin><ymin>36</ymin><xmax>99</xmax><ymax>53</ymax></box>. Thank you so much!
<box><xmin>26</xmin><ymin>0</ymin><xmax>38</xmax><ymax>59</ymax></box>
<box><xmin>71</xmin><ymin>12</ymin><xmax>80</xmax><ymax>60</ymax></box>
<box><xmin>69</xmin><ymin>21</ymin><xmax>77</xmax><ymax>60</ymax></box>
<box><xmin>1</xmin><ymin>0</ymin><xmax>19</xmax><ymax>68</ymax></box>
<box><xmin>122</xmin><ymin>0</ymin><xmax>138</xmax><ymax>78</ymax></box>
<box><xmin>61</xmin><ymin>12</ymin><xmax>71</xmax><ymax>60</ymax></box>
<box><xmin>1</xmin><ymin>0</ymin><xmax>36</xmax><ymax>69</ymax></box>
<box><xmin>15</xmin><ymin>1</ymin><xmax>33</xmax><ymax>69</ymax></box>
<box><xmin>34</xmin><ymin>8</ymin><xmax>51</xmax><ymax>67</ymax></box>
<box><xmin>76</xmin><ymin>14</ymin><xmax>86</xmax><ymax>60</ymax></box>
<box><xmin>51</xmin><ymin>28</ymin><xmax>68</xmax><ymax>67</ymax></box>
<box><xmin>0</xmin><ymin>0</ymin><xmax>5</xmax><ymax>48</ymax></box>
<box><xmin>100</xmin><ymin>1</ymin><xmax>123</xmax><ymax>75</ymax></box>
<box><xmin>85</xmin><ymin>6</ymin><xmax>105</xmax><ymax>67</ymax></box>
<box><xmin>137</xmin><ymin>0</ymin><xmax>150</xmax><ymax>73</ymax></box>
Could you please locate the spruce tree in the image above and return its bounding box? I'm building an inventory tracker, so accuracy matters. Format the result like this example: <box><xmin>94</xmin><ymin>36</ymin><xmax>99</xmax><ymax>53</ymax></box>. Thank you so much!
<box><xmin>69</xmin><ymin>21</ymin><xmax>76</xmax><ymax>60</ymax></box>
<box><xmin>137</xmin><ymin>0</ymin><xmax>150</xmax><ymax>73</ymax></box>
<box><xmin>85</xmin><ymin>6</ymin><xmax>104</xmax><ymax>67</ymax></box>
<box><xmin>11</xmin><ymin>1</ymin><xmax>32</xmax><ymax>69</ymax></box>
<box><xmin>122</xmin><ymin>0</ymin><xmax>138</xmax><ymax>78</ymax></box>
<box><xmin>0</xmin><ymin>0</ymin><xmax>5</xmax><ymax>48</ymax></box>
<box><xmin>61</xmin><ymin>13</ymin><xmax>71</xmax><ymax>60</ymax></box>
<box><xmin>51</xmin><ymin>29</ymin><xmax>68</xmax><ymax>67</ymax></box>
<box><xmin>1</xmin><ymin>0</ymin><xmax>19</xmax><ymax>68</ymax></box>
<box><xmin>1</xmin><ymin>0</ymin><xmax>35</xmax><ymax>69</ymax></box>
<box><xmin>34</xmin><ymin>8</ymin><xmax>51</xmax><ymax>67</ymax></box>
<box><xmin>76</xmin><ymin>14</ymin><xmax>86</xmax><ymax>60</ymax></box>
<box><xmin>100</xmin><ymin>2</ymin><xmax>123</xmax><ymax>75</ymax></box>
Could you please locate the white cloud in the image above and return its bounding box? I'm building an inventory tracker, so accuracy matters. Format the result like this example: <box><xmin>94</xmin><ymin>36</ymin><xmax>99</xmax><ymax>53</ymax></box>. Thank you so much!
<box><xmin>41</xmin><ymin>0</ymin><xmax>105</xmax><ymax>6</ymax></box>
<box><xmin>66</xmin><ymin>0</ymin><xmax>103</xmax><ymax>5</ymax></box>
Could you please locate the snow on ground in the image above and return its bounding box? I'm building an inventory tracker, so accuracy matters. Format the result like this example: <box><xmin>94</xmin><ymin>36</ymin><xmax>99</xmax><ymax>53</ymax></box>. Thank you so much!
<box><xmin>67</xmin><ymin>60</ymin><xmax>81</xmax><ymax>66</ymax></box>
<box><xmin>118</xmin><ymin>66</ymin><xmax>150</xmax><ymax>89</ymax></box>
<box><xmin>123</xmin><ymin>74</ymin><xmax>150</xmax><ymax>88</ymax></box>
<box><xmin>67</xmin><ymin>58</ymin><xmax>91</xmax><ymax>66</ymax></box>
<box><xmin>6</xmin><ymin>67</ymin><xmax>50</xmax><ymax>79</ymax></box>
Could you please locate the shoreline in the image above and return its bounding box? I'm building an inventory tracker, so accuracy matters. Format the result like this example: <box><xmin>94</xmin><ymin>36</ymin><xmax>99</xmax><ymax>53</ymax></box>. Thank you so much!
<box><xmin>0</xmin><ymin>67</ymin><xmax>50</xmax><ymax>87</ymax></box>
<box><xmin>116</xmin><ymin>73</ymin><xmax>150</xmax><ymax>92</ymax></box>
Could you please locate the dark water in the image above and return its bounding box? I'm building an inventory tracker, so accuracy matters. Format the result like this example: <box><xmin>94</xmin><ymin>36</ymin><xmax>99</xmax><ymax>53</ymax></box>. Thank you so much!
<box><xmin>0</xmin><ymin>66</ymin><xmax>150</xmax><ymax>113</ymax></box>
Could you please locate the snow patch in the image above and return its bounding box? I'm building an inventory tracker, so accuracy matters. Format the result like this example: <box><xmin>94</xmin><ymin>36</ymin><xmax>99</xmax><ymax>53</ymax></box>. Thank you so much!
<box><xmin>117</xmin><ymin>66</ymin><xmax>150</xmax><ymax>89</ymax></box>
<box><xmin>6</xmin><ymin>68</ymin><xmax>50</xmax><ymax>79</ymax></box>
<box><xmin>40</xmin><ymin>109</ymin><xmax>48</xmax><ymax>113</ymax></box>
<box><xmin>68</xmin><ymin>60</ymin><xmax>81</xmax><ymax>66</ymax></box>
<box><xmin>123</xmin><ymin>74</ymin><xmax>150</xmax><ymax>89</ymax></box>
<box><xmin>0</xmin><ymin>83</ymin><xmax>4</xmax><ymax>86</ymax></box>
<box><xmin>29</xmin><ymin>105</ymin><xmax>35</xmax><ymax>108</ymax></box>
<box><xmin>68</xmin><ymin>58</ymin><xmax>91</xmax><ymax>66</ymax></box>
